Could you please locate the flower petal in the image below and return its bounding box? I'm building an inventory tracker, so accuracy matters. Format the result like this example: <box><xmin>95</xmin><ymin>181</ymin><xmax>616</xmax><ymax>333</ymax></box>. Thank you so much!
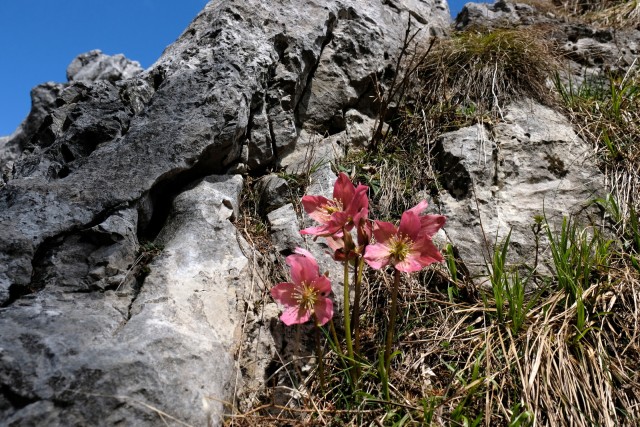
<box><xmin>286</xmin><ymin>252</ymin><xmax>320</xmax><ymax>285</ymax></box>
<box><xmin>280</xmin><ymin>305</ymin><xmax>311</xmax><ymax>325</ymax></box>
<box><xmin>314</xmin><ymin>297</ymin><xmax>334</xmax><ymax>326</ymax></box>
<box><xmin>352</xmin><ymin>206</ymin><xmax>369</xmax><ymax>230</ymax></box>
<box><xmin>271</xmin><ymin>282</ymin><xmax>297</xmax><ymax>306</ymax></box>
<box><xmin>300</xmin><ymin>224</ymin><xmax>331</xmax><ymax>236</ymax></box>
<box><xmin>364</xmin><ymin>242</ymin><xmax>392</xmax><ymax>270</ymax></box>
<box><xmin>395</xmin><ymin>235</ymin><xmax>444</xmax><ymax>272</ymax></box>
<box><xmin>346</xmin><ymin>185</ymin><xmax>369</xmax><ymax>216</ymax></box>
<box><xmin>311</xmin><ymin>275</ymin><xmax>332</xmax><ymax>296</ymax></box>
<box><xmin>412</xmin><ymin>237</ymin><xmax>445</xmax><ymax>265</ymax></box>
<box><xmin>419</xmin><ymin>214</ymin><xmax>446</xmax><ymax>238</ymax></box>
<box><xmin>293</xmin><ymin>247</ymin><xmax>315</xmax><ymax>259</ymax></box>
<box><xmin>372</xmin><ymin>220</ymin><xmax>397</xmax><ymax>244</ymax></box>
<box><xmin>398</xmin><ymin>210</ymin><xmax>421</xmax><ymax>241</ymax></box>
<box><xmin>333</xmin><ymin>173</ymin><xmax>356</xmax><ymax>207</ymax></box>
<box><xmin>324</xmin><ymin>211</ymin><xmax>350</xmax><ymax>234</ymax></box>
<box><xmin>325</xmin><ymin>234</ymin><xmax>344</xmax><ymax>253</ymax></box>
<box><xmin>301</xmin><ymin>195</ymin><xmax>333</xmax><ymax>224</ymax></box>
<box><xmin>408</xmin><ymin>200</ymin><xmax>429</xmax><ymax>216</ymax></box>
<box><xmin>285</xmin><ymin>255</ymin><xmax>304</xmax><ymax>285</ymax></box>
<box><xmin>394</xmin><ymin>256</ymin><xmax>424</xmax><ymax>272</ymax></box>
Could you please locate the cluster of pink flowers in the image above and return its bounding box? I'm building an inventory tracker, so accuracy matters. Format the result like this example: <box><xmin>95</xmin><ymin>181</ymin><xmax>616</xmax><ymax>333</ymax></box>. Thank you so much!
<box><xmin>271</xmin><ymin>173</ymin><xmax>446</xmax><ymax>326</ymax></box>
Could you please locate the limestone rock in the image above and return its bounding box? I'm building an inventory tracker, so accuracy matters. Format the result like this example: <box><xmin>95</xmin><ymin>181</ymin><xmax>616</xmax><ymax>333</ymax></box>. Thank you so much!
<box><xmin>257</xmin><ymin>174</ymin><xmax>291</xmax><ymax>214</ymax></box>
<box><xmin>560</xmin><ymin>25</ymin><xmax>640</xmax><ymax>75</ymax></box>
<box><xmin>455</xmin><ymin>0</ymin><xmax>543</xmax><ymax>29</ymax></box>
<box><xmin>279</xmin><ymin>128</ymin><xmax>343</xmax><ymax>175</ymax></box>
<box><xmin>454</xmin><ymin>0</ymin><xmax>640</xmax><ymax>87</ymax></box>
<box><xmin>66</xmin><ymin>49</ymin><xmax>143</xmax><ymax>82</ymax></box>
<box><xmin>0</xmin><ymin>175</ymin><xmax>249</xmax><ymax>425</ymax></box>
<box><xmin>1</xmin><ymin>0</ymin><xmax>448</xmax><ymax>303</ymax></box>
<box><xmin>0</xmin><ymin>82</ymin><xmax>66</xmax><ymax>177</ymax></box>
<box><xmin>0</xmin><ymin>0</ymin><xmax>617</xmax><ymax>423</ymax></box>
<box><xmin>267</xmin><ymin>203</ymin><xmax>305</xmax><ymax>254</ymax></box>
<box><xmin>345</xmin><ymin>109</ymin><xmax>377</xmax><ymax>146</ymax></box>
<box><xmin>436</xmin><ymin>101</ymin><xmax>603</xmax><ymax>277</ymax></box>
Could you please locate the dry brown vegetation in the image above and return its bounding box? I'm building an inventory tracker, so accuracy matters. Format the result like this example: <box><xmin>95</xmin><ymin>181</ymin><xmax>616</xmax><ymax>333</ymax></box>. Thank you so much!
<box><xmin>232</xmin><ymin>242</ymin><xmax>640</xmax><ymax>426</ymax></box>
<box><xmin>519</xmin><ymin>0</ymin><xmax>640</xmax><ymax>27</ymax></box>
<box><xmin>417</xmin><ymin>27</ymin><xmax>558</xmax><ymax>114</ymax></box>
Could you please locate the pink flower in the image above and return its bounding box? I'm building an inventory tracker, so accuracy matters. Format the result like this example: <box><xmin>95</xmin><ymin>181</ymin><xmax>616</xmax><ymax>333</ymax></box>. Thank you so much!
<box><xmin>300</xmin><ymin>173</ymin><xmax>369</xmax><ymax>237</ymax></box>
<box><xmin>271</xmin><ymin>248</ymin><xmax>334</xmax><ymax>326</ymax></box>
<box><xmin>364</xmin><ymin>207</ymin><xmax>445</xmax><ymax>272</ymax></box>
<box><xmin>407</xmin><ymin>200</ymin><xmax>447</xmax><ymax>238</ymax></box>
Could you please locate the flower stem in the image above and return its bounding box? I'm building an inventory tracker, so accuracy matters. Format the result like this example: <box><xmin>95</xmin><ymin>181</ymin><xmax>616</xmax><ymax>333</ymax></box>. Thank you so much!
<box><xmin>384</xmin><ymin>268</ymin><xmax>401</xmax><ymax>376</ymax></box>
<box><xmin>314</xmin><ymin>322</ymin><xmax>326</xmax><ymax>394</ymax></box>
<box><xmin>352</xmin><ymin>256</ymin><xmax>365</xmax><ymax>373</ymax></box>
<box><xmin>329</xmin><ymin>319</ymin><xmax>355</xmax><ymax>387</ymax></box>
<box><xmin>343</xmin><ymin>258</ymin><xmax>355</xmax><ymax>376</ymax></box>
<box><xmin>328</xmin><ymin>319</ymin><xmax>343</xmax><ymax>357</ymax></box>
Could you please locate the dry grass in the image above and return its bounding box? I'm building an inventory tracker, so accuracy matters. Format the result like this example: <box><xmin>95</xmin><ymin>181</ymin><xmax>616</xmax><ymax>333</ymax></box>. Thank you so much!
<box><xmin>557</xmin><ymin>0</ymin><xmax>640</xmax><ymax>28</ymax></box>
<box><xmin>589</xmin><ymin>0</ymin><xmax>640</xmax><ymax>27</ymax></box>
<box><xmin>231</xmin><ymin>171</ymin><xmax>640</xmax><ymax>426</ymax></box>
<box><xmin>231</xmin><ymin>250</ymin><xmax>640</xmax><ymax>426</ymax></box>
<box><xmin>555</xmin><ymin>63</ymin><xmax>640</xmax><ymax>219</ymax></box>
<box><xmin>345</xmin><ymin>26</ymin><xmax>562</xmax><ymax>220</ymax></box>
<box><xmin>554</xmin><ymin>0</ymin><xmax>630</xmax><ymax>16</ymax></box>
<box><xmin>416</xmin><ymin>27</ymin><xmax>559</xmax><ymax>116</ymax></box>
<box><xmin>524</xmin><ymin>0</ymin><xmax>640</xmax><ymax>27</ymax></box>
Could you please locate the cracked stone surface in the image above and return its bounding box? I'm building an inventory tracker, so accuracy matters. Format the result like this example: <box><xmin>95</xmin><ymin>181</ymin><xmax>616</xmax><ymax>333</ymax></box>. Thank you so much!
<box><xmin>436</xmin><ymin>101</ymin><xmax>604</xmax><ymax>277</ymax></box>
<box><xmin>0</xmin><ymin>0</ymin><xmax>448</xmax><ymax>303</ymax></box>
<box><xmin>0</xmin><ymin>175</ymin><xmax>250</xmax><ymax>426</ymax></box>
<box><xmin>0</xmin><ymin>0</ymin><xmax>449</xmax><ymax>425</ymax></box>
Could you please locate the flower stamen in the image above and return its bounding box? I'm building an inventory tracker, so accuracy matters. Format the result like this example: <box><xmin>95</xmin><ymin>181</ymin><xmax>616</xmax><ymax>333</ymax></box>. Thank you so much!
<box><xmin>389</xmin><ymin>234</ymin><xmax>411</xmax><ymax>262</ymax></box>
<box><xmin>294</xmin><ymin>282</ymin><xmax>319</xmax><ymax>312</ymax></box>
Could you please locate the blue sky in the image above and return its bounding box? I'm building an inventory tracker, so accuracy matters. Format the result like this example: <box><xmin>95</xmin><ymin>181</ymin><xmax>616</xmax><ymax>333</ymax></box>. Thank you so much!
<box><xmin>0</xmin><ymin>0</ymin><xmax>208</xmax><ymax>136</ymax></box>
<box><xmin>0</xmin><ymin>0</ymin><xmax>485</xmax><ymax>136</ymax></box>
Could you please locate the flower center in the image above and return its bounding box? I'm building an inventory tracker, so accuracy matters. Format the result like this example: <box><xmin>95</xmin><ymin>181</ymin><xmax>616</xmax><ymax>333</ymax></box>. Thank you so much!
<box><xmin>389</xmin><ymin>234</ymin><xmax>412</xmax><ymax>262</ymax></box>
<box><xmin>294</xmin><ymin>282</ymin><xmax>319</xmax><ymax>312</ymax></box>
<box><xmin>325</xmin><ymin>199</ymin><xmax>343</xmax><ymax>215</ymax></box>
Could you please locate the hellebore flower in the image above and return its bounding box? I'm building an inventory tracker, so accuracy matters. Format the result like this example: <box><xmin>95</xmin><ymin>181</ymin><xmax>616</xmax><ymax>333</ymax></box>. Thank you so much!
<box><xmin>300</xmin><ymin>172</ymin><xmax>369</xmax><ymax>237</ymax></box>
<box><xmin>271</xmin><ymin>248</ymin><xmax>333</xmax><ymax>326</ymax></box>
<box><xmin>364</xmin><ymin>208</ymin><xmax>444</xmax><ymax>272</ymax></box>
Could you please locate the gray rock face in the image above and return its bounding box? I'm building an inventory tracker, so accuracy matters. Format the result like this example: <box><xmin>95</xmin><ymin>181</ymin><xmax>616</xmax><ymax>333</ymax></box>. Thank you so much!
<box><xmin>0</xmin><ymin>175</ymin><xmax>249</xmax><ymax>426</ymax></box>
<box><xmin>0</xmin><ymin>0</ymin><xmax>450</xmax><ymax>425</ymax></box>
<box><xmin>1</xmin><ymin>50</ymin><xmax>145</xmax><ymax>176</ymax></box>
<box><xmin>0</xmin><ymin>0</ymin><xmax>615</xmax><ymax>423</ymax></box>
<box><xmin>436</xmin><ymin>101</ymin><xmax>603</xmax><ymax>276</ymax></box>
<box><xmin>0</xmin><ymin>82</ymin><xmax>65</xmax><ymax>179</ymax></box>
<box><xmin>0</xmin><ymin>0</ymin><xmax>448</xmax><ymax>301</ymax></box>
<box><xmin>560</xmin><ymin>25</ymin><xmax>640</xmax><ymax>76</ymax></box>
<box><xmin>257</xmin><ymin>174</ymin><xmax>291</xmax><ymax>214</ymax></box>
<box><xmin>66</xmin><ymin>49</ymin><xmax>143</xmax><ymax>82</ymax></box>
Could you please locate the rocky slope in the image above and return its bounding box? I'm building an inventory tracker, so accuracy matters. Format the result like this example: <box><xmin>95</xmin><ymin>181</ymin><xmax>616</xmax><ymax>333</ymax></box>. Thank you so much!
<box><xmin>0</xmin><ymin>0</ymin><xmax>622</xmax><ymax>425</ymax></box>
<box><xmin>0</xmin><ymin>0</ymin><xmax>449</xmax><ymax>425</ymax></box>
